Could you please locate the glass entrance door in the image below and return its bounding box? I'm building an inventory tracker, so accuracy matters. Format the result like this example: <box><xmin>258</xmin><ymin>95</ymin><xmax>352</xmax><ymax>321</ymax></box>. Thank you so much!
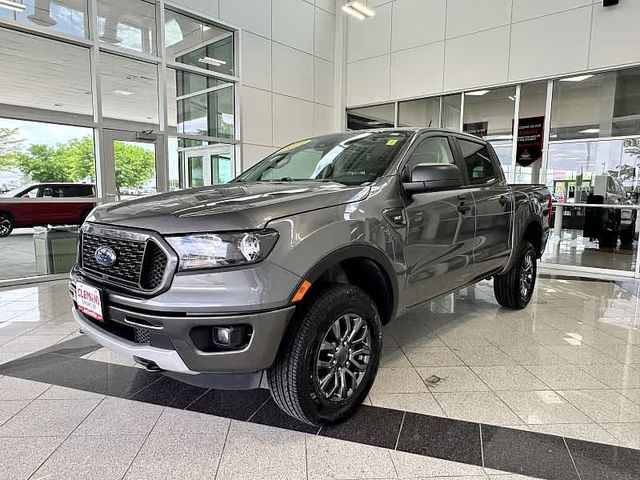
<box><xmin>102</xmin><ymin>130</ymin><xmax>163</xmax><ymax>202</ymax></box>
<box><xmin>180</xmin><ymin>143</ymin><xmax>234</xmax><ymax>188</ymax></box>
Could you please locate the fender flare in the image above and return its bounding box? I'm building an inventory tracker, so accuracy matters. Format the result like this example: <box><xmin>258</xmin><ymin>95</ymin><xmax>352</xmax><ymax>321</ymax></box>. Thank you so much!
<box><xmin>293</xmin><ymin>243</ymin><xmax>400</xmax><ymax>321</ymax></box>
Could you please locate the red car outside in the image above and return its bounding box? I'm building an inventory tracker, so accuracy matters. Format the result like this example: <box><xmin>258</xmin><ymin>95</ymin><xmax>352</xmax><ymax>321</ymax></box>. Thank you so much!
<box><xmin>0</xmin><ymin>183</ymin><xmax>96</xmax><ymax>237</ymax></box>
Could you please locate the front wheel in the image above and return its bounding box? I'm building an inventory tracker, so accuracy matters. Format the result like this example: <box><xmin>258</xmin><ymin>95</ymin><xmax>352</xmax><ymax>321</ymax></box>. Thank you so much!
<box><xmin>0</xmin><ymin>214</ymin><xmax>14</xmax><ymax>238</ymax></box>
<box><xmin>493</xmin><ymin>241</ymin><xmax>537</xmax><ymax>309</ymax></box>
<box><xmin>267</xmin><ymin>284</ymin><xmax>382</xmax><ymax>426</ymax></box>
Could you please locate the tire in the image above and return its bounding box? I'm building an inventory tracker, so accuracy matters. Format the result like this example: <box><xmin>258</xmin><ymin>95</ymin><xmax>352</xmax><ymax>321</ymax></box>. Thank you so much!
<box><xmin>493</xmin><ymin>241</ymin><xmax>537</xmax><ymax>310</ymax></box>
<box><xmin>267</xmin><ymin>284</ymin><xmax>382</xmax><ymax>426</ymax></box>
<box><xmin>0</xmin><ymin>213</ymin><xmax>14</xmax><ymax>238</ymax></box>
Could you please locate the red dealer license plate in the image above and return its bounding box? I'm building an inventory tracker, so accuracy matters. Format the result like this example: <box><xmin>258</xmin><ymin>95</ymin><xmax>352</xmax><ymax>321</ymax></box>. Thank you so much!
<box><xmin>76</xmin><ymin>282</ymin><xmax>104</xmax><ymax>322</ymax></box>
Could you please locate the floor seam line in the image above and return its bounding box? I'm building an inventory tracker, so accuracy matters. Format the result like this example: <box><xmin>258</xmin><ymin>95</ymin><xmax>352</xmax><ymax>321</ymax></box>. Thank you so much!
<box><xmin>246</xmin><ymin>397</ymin><xmax>270</xmax><ymax>422</ymax></box>
<box><xmin>563</xmin><ymin>436</ymin><xmax>584</xmax><ymax>480</ymax></box>
<box><xmin>119</xmin><ymin>403</ymin><xmax>166</xmax><ymax>480</ymax></box>
<box><xmin>479</xmin><ymin>423</ymin><xmax>485</xmax><ymax>468</ymax></box>
<box><xmin>213</xmin><ymin>419</ymin><xmax>232</xmax><ymax>480</ymax></box>
<box><xmin>393</xmin><ymin>411</ymin><xmax>406</xmax><ymax>450</ymax></box>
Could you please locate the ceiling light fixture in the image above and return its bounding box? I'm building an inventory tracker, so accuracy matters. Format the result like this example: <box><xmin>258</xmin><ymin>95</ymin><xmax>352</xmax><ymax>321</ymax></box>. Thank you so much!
<box><xmin>560</xmin><ymin>74</ymin><xmax>594</xmax><ymax>82</ymax></box>
<box><xmin>466</xmin><ymin>90</ymin><xmax>490</xmax><ymax>96</ymax></box>
<box><xmin>113</xmin><ymin>90</ymin><xmax>134</xmax><ymax>96</ymax></box>
<box><xmin>198</xmin><ymin>56</ymin><xmax>227</xmax><ymax>67</ymax></box>
<box><xmin>342</xmin><ymin>1</ymin><xmax>375</xmax><ymax>20</ymax></box>
<box><xmin>0</xmin><ymin>0</ymin><xmax>26</xmax><ymax>12</ymax></box>
<box><xmin>579</xmin><ymin>128</ymin><xmax>600</xmax><ymax>134</ymax></box>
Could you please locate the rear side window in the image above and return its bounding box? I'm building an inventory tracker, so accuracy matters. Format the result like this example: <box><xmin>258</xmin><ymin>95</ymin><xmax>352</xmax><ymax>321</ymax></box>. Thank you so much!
<box><xmin>458</xmin><ymin>139</ymin><xmax>496</xmax><ymax>184</ymax></box>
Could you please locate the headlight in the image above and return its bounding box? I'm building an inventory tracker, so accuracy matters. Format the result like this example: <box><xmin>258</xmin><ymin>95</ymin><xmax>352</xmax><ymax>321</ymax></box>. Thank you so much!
<box><xmin>166</xmin><ymin>230</ymin><xmax>279</xmax><ymax>270</ymax></box>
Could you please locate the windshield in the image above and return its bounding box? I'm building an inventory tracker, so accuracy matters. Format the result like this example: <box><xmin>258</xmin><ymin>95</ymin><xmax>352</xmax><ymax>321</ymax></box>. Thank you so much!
<box><xmin>1</xmin><ymin>186</ymin><xmax>27</xmax><ymax>198</ymax></box>
<box><xmin>235</xmin><ymin>131</ymin><xmax>410</xmax><ymax>186</ymax></box>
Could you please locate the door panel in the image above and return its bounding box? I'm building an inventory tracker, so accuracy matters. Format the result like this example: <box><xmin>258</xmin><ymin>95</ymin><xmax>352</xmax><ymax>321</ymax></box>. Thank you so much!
<box><xmin>401</xmin><ymin>135</ymin><xmax>476</xmax><ymax>306</ymax></box>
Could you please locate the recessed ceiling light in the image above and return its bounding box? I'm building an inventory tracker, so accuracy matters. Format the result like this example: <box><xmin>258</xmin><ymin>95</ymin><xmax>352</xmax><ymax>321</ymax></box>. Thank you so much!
<box><xmin>198</xmin><ymin>56</ymin><xmax>227</xmax><ymax>67</ymax></box>
<box><xmin>579</xmin><ymin>128</ymin><xmax>600</xmax><ymax>134</ymax></box>
<box><xmin>508</xmin><ymin>95</ymin><xmax>516</xmax><ymax>101</ymax></box>
<box><xmin>342</xmin><ymin>1</ymin><xmax>375</xmax><ymax>19</ymax></box>
<box><xmin>560</xmin><ymin>74</ymin><xmax>594</xmax><ymax>82</ymax></box>
<box><xmin>113</xmin><ymin>90</ymin><xmax>134</xmax><ymax>96</ymax></box>
<box><xmin>466</xmin><ymin>90</ymin><xmax>490</xmax><ymax>96</ymax></box>
<box><xmin>0</xmin><ymin>0</ymin><xmax>26</xmax><ymax>12</ymax></box>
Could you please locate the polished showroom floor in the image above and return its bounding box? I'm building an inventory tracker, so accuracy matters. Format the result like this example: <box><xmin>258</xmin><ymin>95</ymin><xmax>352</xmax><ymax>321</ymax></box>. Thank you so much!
<box><xmin>0</xmin><ymin>276</ymin><xmax>639</xmax><ymax>479</ymax></box>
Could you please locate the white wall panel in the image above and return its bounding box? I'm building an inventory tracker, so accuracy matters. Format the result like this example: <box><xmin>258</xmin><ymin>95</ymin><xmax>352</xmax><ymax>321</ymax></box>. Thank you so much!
<box><xmin>273</xmin><ymin>0</ymin><xmax>315</xmax><ymax>53</ymax></box>
<box><xmin>315</xmin><ymin>7</ymin><xmax>336</xmax><ymax>62</ymax></box>
<box><xmin>314</xmin><ymin>104</ymin><xmax>335</xmax><ymax>135</ymax></box>
<box><xmin>391</xmin><ymin>0</ymin><xmax>445</xmax><ymax>52</ymax></box>
<box><xmin>444</xmin><ymin>27</ymin><xmax>509</xmax><ymax>91</ymax></box>
<box><xmin>243</xmin><ymin>144</ymin><xmax>277</xmax><ymax>170</ymax></box>
<box><xmin>391</xmin><ymin>42</ymin><xmax>444</xmax><ymax>99</ymax></box>
<box><xmin>170</xmin><ymin>0</ymin><xmax>219</xmax><ymax>18</ymax></box>
<box><xmin>346</xmin><ymin>2</ymin><xmax>392</xmax><ymax>62</ymax></box>
<box><xmin>219</xmin><ymin>0</ymin><xmax>272</xmax><ymax>38</ymax></box>
<box><xmin>446</xmin><ymin>0</ymin><xmax>511</xmax><ymax>38</ymax></box>
<box><xmin>272</xmin><ymin>94</ymin><xmax>315</xmax><ymax>146</ymax></box>
<box><xmin>315</xmin><ymin>58</ymin><xmax>335</xmax><ymax>106</ymax></box>
<box><xmin>272</xmin><ymin>43</ymin><xmax>314</xmax><ymax>101</ymax></box>
<box><xmin>241</xmin><ymin>31</ymin><xmax>272</xmax><ymax>90</ymax></box>
<box><xmin>315</xmin><ymin>0</ymin><xmax>335</xmax><ymax>14</ymax></box>
<box><xmin>512</xmin><ymin>0</ymin><xmax>591</xmax><ymax>23</ymax></box>
<box><xmin>241</xmin><ymin>86</ymin><xmax>273</xmax><ymax>146</ymax></box>
<box><xmin>509</xmin><ymin>7</ymin><xmax>591</xmax><ymax>81</ymax></box>
<box><xmin>590</xmin><ymin>2</ymin><xmax>640</xmax><ymax>69</ymax></box>
<box><xmin>346</xmin><ymin>55</ymin><xmax>390</xmax><ymax>106</ymax></box>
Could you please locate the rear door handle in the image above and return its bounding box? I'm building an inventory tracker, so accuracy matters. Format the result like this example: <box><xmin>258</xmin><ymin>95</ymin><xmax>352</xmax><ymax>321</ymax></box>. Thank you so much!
<box><xmin>457</xmin><ymin>202</ymin><xmax>472</xmax><ymax>214</ymax></box>
<box><xmin>499</xmin><ymin>195</ymin><xmax>509</xmax><ymax>206</ymax></box>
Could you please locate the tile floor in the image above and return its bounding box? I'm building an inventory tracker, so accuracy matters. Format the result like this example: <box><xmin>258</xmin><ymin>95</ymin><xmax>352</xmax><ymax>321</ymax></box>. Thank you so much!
<box><xmin>0</xmin><ymin>275</ymin><xmax>639</xmax><ymax>479</ymax></box>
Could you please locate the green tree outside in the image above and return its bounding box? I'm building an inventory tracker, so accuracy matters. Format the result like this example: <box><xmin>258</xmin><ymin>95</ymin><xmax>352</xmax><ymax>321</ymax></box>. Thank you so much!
<box><xmin>0</xmin><ymin>135</ymin><xmax>155</xmax><ymax>195</ymax></box>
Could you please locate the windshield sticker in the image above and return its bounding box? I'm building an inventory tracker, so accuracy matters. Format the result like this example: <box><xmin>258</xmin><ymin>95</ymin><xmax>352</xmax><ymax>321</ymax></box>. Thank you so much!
<box><xmin>386</xmin><ymin>139</ymin><xmax>398</xmax><ymax>146</ymax></box>
<box><xmin>279</xmin><ymin>139</ymin><xmax>311</xmax><ymax>153</ymax></box>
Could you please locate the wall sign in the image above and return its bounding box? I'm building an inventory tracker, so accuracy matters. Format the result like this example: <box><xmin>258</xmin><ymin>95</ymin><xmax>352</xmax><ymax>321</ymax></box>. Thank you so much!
<box><xmin>463</xmin><ymin>121</ymin><xmax>488</xmax><ymax>138</ymax></box>
<box><xmin>516</xmin><ymin>116</ymin><xmax>545</xmax><ymax>167</ymax></box>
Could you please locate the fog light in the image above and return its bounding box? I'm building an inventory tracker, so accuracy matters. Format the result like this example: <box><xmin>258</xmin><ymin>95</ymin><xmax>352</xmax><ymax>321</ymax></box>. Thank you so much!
<box><xmin>212</xmin><ymin>326</ymin><xmax>248</xmax><ymax>349</ymax></box>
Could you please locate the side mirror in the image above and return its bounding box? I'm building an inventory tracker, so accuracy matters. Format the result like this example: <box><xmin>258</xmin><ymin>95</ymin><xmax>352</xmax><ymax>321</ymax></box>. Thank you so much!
<box><xmin>403</xmin><ymin>163</ymin><xmax>462</xmax><ymax>195</ymax></box>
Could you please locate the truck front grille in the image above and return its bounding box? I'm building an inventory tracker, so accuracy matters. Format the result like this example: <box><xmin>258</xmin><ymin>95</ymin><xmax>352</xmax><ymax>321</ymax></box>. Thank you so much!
<box><xmin>80</xmin><ymin>230</ymin><xmax>169</xmax><ymax>293</ymax></box>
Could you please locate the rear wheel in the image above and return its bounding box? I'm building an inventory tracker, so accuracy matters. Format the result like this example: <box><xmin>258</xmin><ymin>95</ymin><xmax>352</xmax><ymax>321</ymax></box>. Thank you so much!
<box><xmin>494</xmin><ymin>241</ymin><xmax>537</xmax><ymax>309</ymax></box>
<box><xmin>0</xmin><ymin>214</ymin><xmax>14</xmax><ymax>238</ymax></box>
<box><xmin>267</xmin><ymin>284</ymin><xmax>382</xmax><ymax>425</ymax></box>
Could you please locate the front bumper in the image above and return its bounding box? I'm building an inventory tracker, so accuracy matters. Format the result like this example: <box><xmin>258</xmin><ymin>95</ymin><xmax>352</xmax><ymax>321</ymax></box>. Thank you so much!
<box><xmin>69</xmin><ymin>274</ymin><xmax>296</xmax><ymax>379</ymax></box>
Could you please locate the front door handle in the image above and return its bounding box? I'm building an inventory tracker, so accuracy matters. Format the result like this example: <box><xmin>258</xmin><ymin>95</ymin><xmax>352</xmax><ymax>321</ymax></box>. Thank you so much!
<box><xmin>457</xmin><ymin>202</ymin><xmax>472</xmax><ymax>214</ymax></box>
<box><xmin>499</xmin><ymin>195</ymin><xmax>510</xmax><ymax>206</ymax></box>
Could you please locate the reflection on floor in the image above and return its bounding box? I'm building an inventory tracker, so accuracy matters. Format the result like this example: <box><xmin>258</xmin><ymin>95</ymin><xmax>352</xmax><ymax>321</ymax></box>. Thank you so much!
<box><xmin>1</xmin><ymin>277</ymin><xmax>639</xmax><ymax>479</ymax></box>
<box><xmin>0</xmin><ymin>230</ymin><xmax>38</xmax><ymax>280</ymax></box>
<box><xmin>543</xmin><ymin>230</ymin><xmax>638</xmax><ymax>271</ymax></box>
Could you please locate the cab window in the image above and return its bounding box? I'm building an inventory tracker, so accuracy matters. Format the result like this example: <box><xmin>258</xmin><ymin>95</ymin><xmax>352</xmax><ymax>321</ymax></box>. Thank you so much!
<box><xmin>458</xmin><ymin>139</ymin><xmax>496</xmax><ymax>185</ymax></box>
<box><xmin>404</xmin><ymin>137</ymin><xmax>455</xmax><ymax>178</ymax></box>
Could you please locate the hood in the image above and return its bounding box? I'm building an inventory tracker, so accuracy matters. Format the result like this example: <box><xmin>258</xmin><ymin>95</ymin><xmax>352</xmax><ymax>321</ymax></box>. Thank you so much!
<box><xmin>90</xmin><ymin>181</ymin><xmax>370</xmax><ymax>234</ymax></box>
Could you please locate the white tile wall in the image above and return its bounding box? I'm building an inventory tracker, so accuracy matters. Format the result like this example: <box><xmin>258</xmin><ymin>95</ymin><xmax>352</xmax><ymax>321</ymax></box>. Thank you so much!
<box><xmin>509</xmin><ymin>6</ymin><xmax>591</xmax><ymax>81</ymax></box>
<box><xmin>511</xmin><ymin>0</ymin><xmax>591</xmax><ymax>23</ymax></box>
<box><xmin>391</xmin><ymin>42</ymin><xmax>444</xmax><ymax>99</ymax></box>
<box><xmin>446</xmin><ymin>0</ymin><xmax>511</xmax><ymax>38</ymax></box>
<box><xmin>219</xmin><ymin>0</ymin><xmax>272</xmax><ymax>38</ymax></box>
<box><xmin>241</xmin><ymin>86</ymin><xmax>273</xmax><ymax>147</ymax></box>
<box><xmin>315</xmin><ymin>7</ymin><xmax>336</xmax><ymax>62</ymax></box>
<box><xmin>272</xmin><ymin>94</ymin><xmax>315</xmax><ymax>146</ymax></box>
<box><xmin>243</xmin><ymin>144</ymin><xmax>277</xmax><ymax>170</ymax></box>
<box><xmin>170</xmin><ymin>0</ymin><xmax>218</xmax><ymax>18</ymax></box>
<box><xmin>315</xmin><ymin>0</ymin><xmax>335</xmax><ymax>14</ymax></box>
<box><xmin>391</xmin><ymin>0</ymin><xmax>445</xmax><ymax>52</ymax></box>
<box><xmin>444</xmin><ymin>27</ymin><xmax>510</xmax><ymax>91</ymax></box>
<box><xmin>315</xmin><ymin>58</ymin><xmax>335</xmax><ymax>106</ymax></box>
<box><xmin>241</xmin><ymin>31</ymin><xmax>272</xmax><ymax>90</ymax></box>
<box><xmin>272</xmin><ymin>0</ymin><xmax>315</xmax><ymax>54</ymax></box>
<box><xmin>347</xmin><ymin>2</ymin><xmax>392</xmax><ymax>62</ymax></box>
<box><xmin>347</xmin><ymin>55</ymin><xmax>390</xmax><ymax>106</ymax></box>
<box><xmin>272</xmin><ymin>42</ymin><xmax>315</xmax><ymax>101</ymax></box>
<box><xmin>314</xmin><ymin>104</ymin><xmax>335</xmax><ymax>135</ymax></box>
<box><xmin>589</xmin><ymin>2</ymin><xmax>640</xmax><ymax>69</ymax></box>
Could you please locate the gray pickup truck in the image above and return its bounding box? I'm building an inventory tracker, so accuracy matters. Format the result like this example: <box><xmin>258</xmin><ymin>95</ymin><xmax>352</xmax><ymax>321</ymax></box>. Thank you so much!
<box><xmin>70</xmin><ymin>128</ymin><xmax>551</xmax><ymax>425</ymax></box>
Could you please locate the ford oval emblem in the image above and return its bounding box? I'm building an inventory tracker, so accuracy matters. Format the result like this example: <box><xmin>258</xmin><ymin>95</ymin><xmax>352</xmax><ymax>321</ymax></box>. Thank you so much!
<box><xmin>95</xmin><ymin>246</ymin><xmax>117</xmax><ymax>267</ymax></box>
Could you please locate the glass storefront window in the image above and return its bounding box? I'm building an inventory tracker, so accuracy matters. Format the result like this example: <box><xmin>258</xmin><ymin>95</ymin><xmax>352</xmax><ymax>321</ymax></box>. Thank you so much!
<box><xmin>99</xmin><ymin>52</ymin><xmax>159</xmax><ymax>126</ymax></box>
<box><xmin>168</xmin><ymin>137</ymin><xmax>234</xmax><ymax>190</ymax></box>
<box><xmin>98</xmin><ymin>0</ymin><xmax>157</xmax><ymax>55</ymax></box>
<box><xmin>168</xmin><ymin>69</ymin><xmax>235</xmax><ymax>139</ymax></box>
<box><xmin>165</xmin><ymin>9</ymin><xmax>235</xmax><ymax>77</ymax></box>
<box><xmin>0</xmin><ymin>0</ymin><xmax>87</xmax><ymax>37</ymax></box>
<box><xmin>346</xmin><ymin>104</ymin><xmax>395</xmax><ymax>130</ymax></box>
<box><xmin>398</xmin><ymin>98</ymin><xmax>440</xmax><ymax>128</ymax></box>
<box><xmin>551</xmin><ymin>67</ymin><xmax>640</xmax><ymax>141</ymax></box>
<box><xmin>0</xmin><ymin>118</ymin><xmax>96</xmax><ymax>281</ymax></box>
<box><xmin>463</xmin><ymin>87</ymin><xmax>516</xmax><ymax>179</ymax></box>
<box><xmin>441</xmin><ymin>94</ymin><xmax>461</xmax><ymax>131</ymax></box>
<box><xmin>515</xmin><ymin>81</ymin><xmax>548</xmax><ymax>184</ymax></box>
<box><xmin>0</xmin><ymin>27</ymin><xmax>93</xmax><ymax>117</ymax></box>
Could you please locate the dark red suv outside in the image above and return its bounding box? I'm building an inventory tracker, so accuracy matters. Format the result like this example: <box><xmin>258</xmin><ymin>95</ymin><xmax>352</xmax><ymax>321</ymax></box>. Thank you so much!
<box><xmin>0</xmin><ymin>183</ymin><xmax>96</xmax><ymax>237</ymax></box>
